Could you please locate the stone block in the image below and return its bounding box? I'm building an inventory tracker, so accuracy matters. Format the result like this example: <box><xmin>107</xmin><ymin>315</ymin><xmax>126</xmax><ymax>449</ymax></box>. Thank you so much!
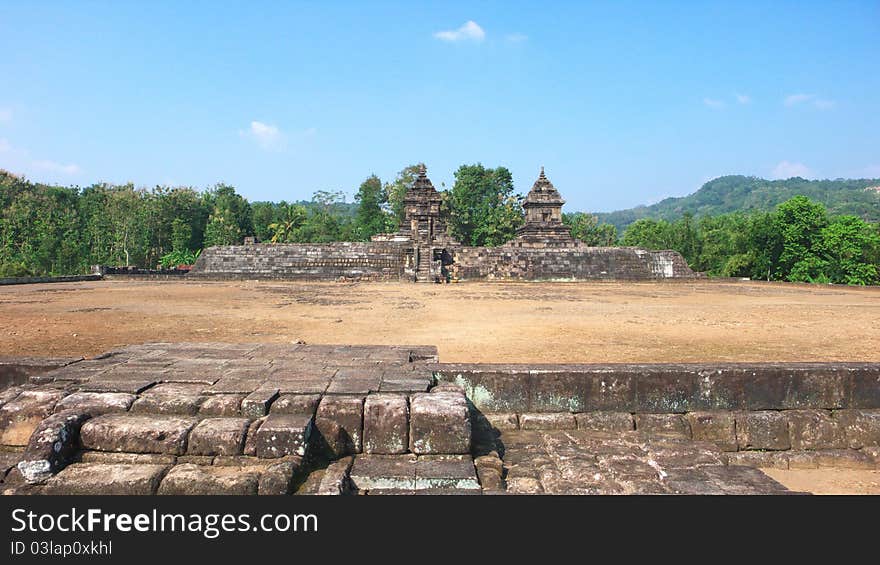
<box><xmin>863</xmin><ymin>446</ymin><xmax>880</xmax><ymax>464</ymax></box>
<box><xmin>519</xmin><ymin>412</ymin><xmax>576</xmax><ymax>430</ymax></box>
<box><xmin>735</xmin><ymin>411</ymin><xmax>790</xmax><ymax>450</ymax></box>
<box><xmin>41</xmin><ymin>463</ymin><xmax>169</xmax><ymax>495</ymax></box>
<box><xmin>241</xmin><ymin>387</ymin><xmax>279</xmax><ymax>418</ymax></box>
<box><xmin>176</xmin><ymin>455</ymin><xmax>214</xmax><ymax>465</ymax></box>
<box><xmin>199</xmin><ymin>394</ymin><xmax>245</xmax><ymax>416</ymax></box>
<box><xmin>77</xmin><ymin>452</ymin><xmax>177</xmax><ymax>465</ymax></box>
<box><xmin>634</xmin><ymin>370</ymin><xmax>698</xmax><ymax>413</ymax></box>
<box><xmin>79</xmin><ymin>414</ymin><xmax>197</xmax><ymax>455</ymax></box>
<box><xmin>349</xmin><ymin>454</ymin><xmax>417</xmax><ymax>491</ymax></box>
<box><xmin>78</xmin><ymin>377</ymin><xmax>156</xmax><ymax>395</ymax></box>
<box><xmin>254</xmin><ymin>414</ymin><xmax>313</xmax><ymax>458</ymax></box>
<box><xmin>17</xmin><ymin>411</ymin><xmax>90</xmax><ymax>483</ymax></box>
<box><xmin>833</xmin><ymin>409</ymin><xmax>880</xmax><ymax>449</ymax></box>
<box><xmin>786</xmin><ymin>451</ymin><xmax>819</xmax><ymax>469</ymax></box>
<box><xmin>506</xmin><ymin>477</ymin><xmax>544</xmax><ymax>494</ymax></box>
<box><xmin>415</xmin><ymin>455</ymin><xmax>480</xmax><ymax>490</ymax></box>
<box><xmin>0</xmin><ymin>390</ymin><xmax>65</xmax><ymax>446</ymax></box>
<box><xmin>814</xmin><ymin>449</ymin><xmax>876</xmax><ymax>470</ymax></box>
<box><xmin>326</xmin><ymin>369</ymin><xmax>382</xmax><ymax>395</ymax></box>
<box><xmin>157</xmin><ymin>464</ymin><xmax>260</xmax><ymax>495</ymax></box>
<box><xmin>187</xmin><ymin>418</ymin><xmax>250</xmax><ymax>456</ymax></box>
<box><xmin>55</xmin><ymin>392</ymin><xmax>136</xmax><ymax>415</ymax></box>
<box><xmin>316</xmin><ymin>456</ymin><xmax>354</xmax><ymax>495</ymax></box>
<box><xmin>410</xmin><ymin>392</ymin><xmax>471</xmax><ymax>455</ymax></box>
<box><xmin>259</xmin><ymin>458</ymin><xmax>304</xmax><ymax>495</ymax></box>
<box><xmin>484</xmin><ymin>413</ymin><xmax>519</xmax><ymax>431</ymax></box>
<box><xmin>363</xmin><ymin>394</ymin><xmax>409</xmax><ymax>455</ymax></box>
<box><xmin>243</xmin><ymin>417</ymin><xmax>264</xmax><ymax>456</ymax></box>
<box><xmin>635</xmin><ymin>413</ymin><xmax>691</xmax><ymax>438</ymax></box>
<box><xmin>474</xmin><ymin>454</ymin><xmax>504</xmax><ymax>491</ymax></box>
<box><xmin>727</xmin><ymin>451</ymin><xmax>789</xmax><ymax>470</ymax></box>
<box><xmin>315</xmin><ymin>396</ymin><xmax>364</xmax><ymax>457</ymax></box>
<box><xmin>271</xmin><ymin>394</ymin><xmax>321</xmax><ymax>416</ymax></box>
<box><xmin>575</xmin><ymin>412</ymin><xmax>634</xmax><ymax>433</ymax></box>
<box><xmin>130</xmin><ymin>383</ymin><xmax>205</xmax><ymax>415</ymax></box>
<box><xmin>787</xmin><ymin>410</ymin><xmax>846</xmax><ymax>450</ymax></box>
<box><xmin>686</xmin><ymin>411</ymin><xmax>737</xmax><ymax>451</ymax></box>
<box><xmin>850</xmin><ymin>368</ymin><xmax>880</xmax><ymax>409</ymax></box>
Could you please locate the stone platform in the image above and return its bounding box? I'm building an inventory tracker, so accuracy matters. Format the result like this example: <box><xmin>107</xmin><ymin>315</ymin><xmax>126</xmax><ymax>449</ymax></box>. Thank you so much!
<box><xmin>2</xmin><ymin>343</ymin><xmax>879</xmax><ymax>495</ymax></box>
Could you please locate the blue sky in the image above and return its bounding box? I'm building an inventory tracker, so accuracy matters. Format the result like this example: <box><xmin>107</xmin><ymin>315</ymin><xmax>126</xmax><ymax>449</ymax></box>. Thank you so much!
<box><xmin>1</xmin><ymin>1</ymin><xmax>878</xmax><ymax>213</ymax></box>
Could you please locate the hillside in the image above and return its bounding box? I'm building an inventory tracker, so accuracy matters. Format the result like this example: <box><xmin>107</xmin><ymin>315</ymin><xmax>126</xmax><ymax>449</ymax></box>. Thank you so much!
<box><xmin>594</xmin><ymin>176</ymin><xmax>880</xmax><ymax>232</ymax></box>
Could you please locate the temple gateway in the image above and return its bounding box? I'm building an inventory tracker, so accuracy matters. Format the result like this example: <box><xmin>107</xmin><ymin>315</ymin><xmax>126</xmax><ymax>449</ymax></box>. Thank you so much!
<box><xmin>191</xmin><ymin>166</ymin><xmax>695</xmax><ymax>282</ymax></box>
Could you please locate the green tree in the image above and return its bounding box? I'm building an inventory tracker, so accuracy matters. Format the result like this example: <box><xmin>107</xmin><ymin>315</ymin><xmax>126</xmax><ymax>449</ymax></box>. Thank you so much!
<box><xmin>354</xmin><ymin>174</ymin><xmax>390</xmax><ymax>240</ymax></box>
<box><xmin>564</xmin><ymin>212</ymin><xmax>618</xmax><ymax>246</ymax></box>
<box><xmin>447</xmin><ymin>163</ymin><xmax>522</xmax><ymax>246</ymax></box>
<box><xmin>818</xmin><ymin>215</ymin><xmax>880</xmax><ymax>285</ymax></box>
<box><xmin>267</xmin><ymin>202</ymin><xmax>308</xmax><ymax>243</ymax></box>
<box><xmin>773</xmin><ymin>196</ymin><xmax>828</xmax><ymax>282</ymax></box>
<box><xmin>385</xmin><ymin>163</ymin><xmax>423</xmax><ymax>229</ymax></box>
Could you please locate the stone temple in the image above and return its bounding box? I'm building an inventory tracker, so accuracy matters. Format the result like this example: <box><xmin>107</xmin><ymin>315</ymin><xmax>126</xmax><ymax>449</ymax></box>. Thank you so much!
<box><xmin>191</xmin><ymin>165</ymin><xmax>695</xmax><ymax>282</ymax></box>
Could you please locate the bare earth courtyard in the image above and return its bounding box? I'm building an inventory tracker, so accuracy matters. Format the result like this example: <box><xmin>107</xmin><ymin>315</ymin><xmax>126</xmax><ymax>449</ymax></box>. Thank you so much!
<box><xmin>2</xmin><ymin>278</ymin><xmax>879</xmax><ymax>494</ymax></box>
<box><xmin>2</xmin><ymin>279</ymin><xmax>879</xmax><ymax>363</ymax></box>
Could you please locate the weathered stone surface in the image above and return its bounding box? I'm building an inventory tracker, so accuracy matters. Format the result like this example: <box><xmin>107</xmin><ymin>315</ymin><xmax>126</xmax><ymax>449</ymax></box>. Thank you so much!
<box><xmin>813</xmin><ymin>449</ymin><xmax>876</xmax><ymax>469</ymax></box>
<box><xmin>199</xmin><ymin>394</ymin><xmax>245</xmax><ymax>416</ymax></box>
<box><xmin>254</xmin><ymin>414</ymin><xmax>313</xmax><ymax>458</ymax></box>
<box><xmin>484</xmin><ymin>413</ymin><xmax>519</xmax><ymax>431</ymax></box>
<box><xmin>316</xmin><ymin>456</ymin><xmax>354</xmax><ymax>495</ymax></box>
<box><xmin>157</xmin><ymin>464</ymin><xmax>260</xmax><ymax>495</ymax></box>
<box><xmin>79</xmin><ymin>414</ymin><xmax>197</xmax><ymax>455</ymax></box>
<box><xmin>259</xmin><ymin>458</ymin><xmax>304</xmax><ymax>495</ymax></box>
<box><xmin>187</xmin><ymin>418</ymin><xmax>250</xmax><ymax>456</ymax></box>
<box><xmin>0</xmin><ymin>390</ymin><xmax>65</xmax><ymax>446</ymax></box>
<box><xmin>474</xmin><ymin>454</ymin><xmax>505</xmax><ymax>490</ymax></box>
<box><xmin>78</xmin><ymin>376</ymin><xmax>157</xmax><ymax>394</ymax></box>
<box><xmin>415</xmin><ymin>455</ymin><xmax>480</xmax><ymax>490</ymax></box>
<box><xmin>635</xmin><ymin>413</ymin><xmax>691</xmax><ymax>438</ymax></box>
<box><xmin>786</xmin><ymin>451</ymin><xmax>819</xmax><ymax>469</ymax></box>
<box><xmin>863</xmin><ymin>446</ymin><xmax>880</xmax><ymax>464</ymax></box>
<box><xmin>363</xmin><ymin>394</ymin><xmax>408</xmax><ymax>455</ymax></box>
<box><xmin>131</xmin><ymin>383</ymin><xmax>205</xmax><ymax>415</ymax></box>
<box><xmin>241</xmin><ymin>387</ymin><xmax>279</xmax><ymax>418</ymax></box>
<box><xmin>833</xmin><ymin>409</ymin><xmax>880</xmax><ymax>449</ymax></box>
<box><xmin>326</xmin><ymin>369</ymin><xmax>382</xmax><ymax>395</ymax></box>
<box><xmin>575</xmin><ymin>412</ymin><xmax>634</xmax><ymax>433</ymax></box>
<box><xmin>315</xmin><ymin>396</ymin><xmax>364</xmax><ymax>457</ymax></box>
<box><xmin>271</xmin><ymin>394</ymin><xmax>321</xmax><ymax>416</ymax></box>
<box><xmin>787</xmin><ymin>410</ymin><xmax>846</xmax><ymax>450</ymax></box>
<box><xmin>349</xmin><ymin>454</ymin><xmax>417</xmax><ymax>491</ymax></box>
<box><xmin>727</xmin><ymin>451</ymin><xmax>789</xmax><ymax>469</ymax></box>
<box><xmin>519</xmin><ymin>412</ymin><xmax>576</xmax><ymax>430</ymax></box>
<box><xmin>176</xmin><ymin>455</ymin><xmax>214</xmax><ymax>465</ymax></box>
<box><xmin>243</xmin><ymin>417</ymin><xmax>264</xmax><ymax>456</ymax></box>
<box><xmin>55</xmin><ymin>392</ymin><xmax>136</xmax><ymax>415</ymax></box>
<box><xmin>17</xmin><ymin>411</ymin><xmax>90</xmax><ymax>483</ymax></box>
<box><xmin>77</xmin><ymin>451</ymin><xmax>177</xmax><ymax>465</ymax></box>
<box><xmin>686</xmin><ymin>411</ymin><xmax>737</xmax><ymax>451</ymax></box>
<box><xmin>736</xmin><ymin>411</ymin><xmax>790</xmax><ymax>450</ymax></box>
<box><xmin>41</xmin><ymin>463</ymin><xmax>169</xmax><ymax>495</ymax></box>
<box><xmin>506</xmin><ymin>477</ymin><xmax>544</xmax><ymax>494</ymax></box>
<box><xmin>410</xmin><ymin>392</ymin><xmax>471</xmax><ymax>455</ymax></box>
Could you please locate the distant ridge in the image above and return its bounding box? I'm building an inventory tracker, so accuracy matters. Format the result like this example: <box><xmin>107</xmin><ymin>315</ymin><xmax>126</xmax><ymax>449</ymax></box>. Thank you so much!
<box><xmin>594</xmin><ymin>175</ymin><xmax>880</xmax><ymax>232</ymax></box>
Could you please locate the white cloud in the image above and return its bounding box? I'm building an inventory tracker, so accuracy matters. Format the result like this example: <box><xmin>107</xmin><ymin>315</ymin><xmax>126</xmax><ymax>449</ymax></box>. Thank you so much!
<box><xmin>0</xmin><ymin>108</ymin><xmax>11</xmax><ymax>123</ymax></box>
<box><xmin>784</xmin><ymin>93</ymin><xmax>834</xmax><ymax>109</ymax></box>
<box><xmin>31</xmin><ymin>159</ymin><xmax>81</xmax><ymax>175</ymax></box>
<box><xmin>241</xmin><ymin>120</ymin><xmax>284</xmax><ymax>151</ymax></box>
<box><xmin>703</xmin><ymin>98</ymin><xmax>725</xmax><ymax>109</ymax></box>
<box><xmin>506</xmin><ymin>33</ymin><xmax>528</xmax><ymax>43</ymax></box>
<box><xmin>771</xmin><ymin>160</ymin><xmax>813</xmax><ymax>179</ymax></box>
<box><xmin>434</xmin><ymin>21</ymin><xmax>485</xmax><ymax>42</ymax></box>
<box><xmin>735</xmin><ymin>94</ymin><xmax>751</xmax><ymax>104</ymax></box>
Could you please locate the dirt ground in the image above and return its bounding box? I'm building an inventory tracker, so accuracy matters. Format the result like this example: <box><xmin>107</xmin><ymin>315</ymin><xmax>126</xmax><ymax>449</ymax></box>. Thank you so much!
<box><xmin>1</xmin><ymin>278</ymin><xmax>878</xmax><ymax>362</ymax></box>
<box><xmin>1</xmin><ymin>277</ymin><xmax>879</xmax><ymax>494</ymax></box>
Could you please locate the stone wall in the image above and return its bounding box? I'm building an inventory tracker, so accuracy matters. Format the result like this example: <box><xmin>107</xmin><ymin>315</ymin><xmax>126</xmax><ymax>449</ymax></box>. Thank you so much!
<box><xmin>451</xmin><ymin>246</ymin><xmax>695</xmax><ymax>281</ymax></box>
<box><xmin>190</xmin><ymin>242</ymin><xmax>411</xmax><ymax>281</ymax></box>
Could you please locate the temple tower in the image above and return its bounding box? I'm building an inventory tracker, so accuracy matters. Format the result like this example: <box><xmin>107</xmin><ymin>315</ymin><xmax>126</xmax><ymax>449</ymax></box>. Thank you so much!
<box><xmin>513</xmin><ymin>167</ymin><xmax>580</xmax><ymax>248</ymax></box>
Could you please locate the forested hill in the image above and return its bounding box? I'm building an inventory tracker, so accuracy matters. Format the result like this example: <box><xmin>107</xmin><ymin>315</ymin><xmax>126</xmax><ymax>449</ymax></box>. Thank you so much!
<box><xmin>595</xmin><ymin>176</ymin><xmax>880</xmax><ymax>232</ymax></box>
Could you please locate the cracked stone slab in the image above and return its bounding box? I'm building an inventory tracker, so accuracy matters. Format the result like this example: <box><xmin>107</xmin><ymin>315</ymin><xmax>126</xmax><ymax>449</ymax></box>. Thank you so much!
<box><xmin>187</xmin><ymin>418</ymin><xmax>250</xmax><ymax>456</ymax></box>
<box><xmin>55</xmin><ymin>392</ymin><xmax>136</xmax><ymax>415</ymax></box>
<box><xmin>130</xmin><ymin>383</ymin><xmax>206</xmax><ymax>415</ymax></box>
